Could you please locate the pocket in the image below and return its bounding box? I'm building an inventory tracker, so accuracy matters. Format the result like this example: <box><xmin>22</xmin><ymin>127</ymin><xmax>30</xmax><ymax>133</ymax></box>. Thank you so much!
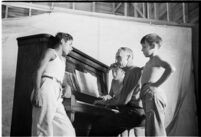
<box><xmin>154</xmin><ymin>96</ymin><xmax>166</xmax><ymax>113</ymax></box>
<box><xmin>158</xmin><ymin>97</ymin><xmax>166</xmax><ymax>109</ymax></box>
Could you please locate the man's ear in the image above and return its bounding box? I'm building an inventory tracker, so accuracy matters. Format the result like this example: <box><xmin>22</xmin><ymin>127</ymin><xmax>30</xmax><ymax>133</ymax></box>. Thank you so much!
<box><xmin>127</xmin><ymin>54</ymin><xmax>131</xmax><ymax>60</ymax></box>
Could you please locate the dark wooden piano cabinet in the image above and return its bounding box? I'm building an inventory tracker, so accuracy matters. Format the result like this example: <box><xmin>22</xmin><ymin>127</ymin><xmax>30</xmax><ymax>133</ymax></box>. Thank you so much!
<box><xmin>11</xmin><ymin>34</ymin><xmax>117</xmax><ymax>136</ymax></box>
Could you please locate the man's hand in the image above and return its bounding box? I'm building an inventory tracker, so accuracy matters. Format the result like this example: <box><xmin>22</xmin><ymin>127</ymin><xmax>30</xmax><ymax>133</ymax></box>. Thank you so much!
<box><xmin>93</xmin><ymin>100</ymin><xmax>110</xmax><ymax>108</ymax></box>
<box><xmin>31</xmin><ymin>88</ymin><xmax>43</xmax><ymax>107</ymax></box>
<box><xmin>100</xmin><ymin>95</ymin><xmax>112</xmax><ymax>101</ymax></box>
<box><xmin>109</xmin><ymin>63</ymin><xmax>120</xmax><ymax>69</ymax></box>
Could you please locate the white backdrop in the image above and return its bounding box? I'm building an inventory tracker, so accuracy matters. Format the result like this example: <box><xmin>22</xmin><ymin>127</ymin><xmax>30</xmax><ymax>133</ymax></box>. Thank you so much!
<box><xmin>2</xmin><ymin>12</ymin><xmax>198</xmax><ymax>136</ymax></box>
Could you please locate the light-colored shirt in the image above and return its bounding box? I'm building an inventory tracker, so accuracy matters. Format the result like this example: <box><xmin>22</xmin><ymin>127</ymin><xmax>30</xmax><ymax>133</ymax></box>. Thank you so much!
<box><xmin>43</xmin><ymin>49</ymin><xmax>65</xmax><ymax>82</ymax></box>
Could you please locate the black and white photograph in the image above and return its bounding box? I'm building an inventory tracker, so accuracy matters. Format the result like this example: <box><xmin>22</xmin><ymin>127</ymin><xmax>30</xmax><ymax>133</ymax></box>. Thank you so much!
<box><xmin>1</xmin><ymin>1</ymin><xmax>199</xmax><ymax>137</ymax></box>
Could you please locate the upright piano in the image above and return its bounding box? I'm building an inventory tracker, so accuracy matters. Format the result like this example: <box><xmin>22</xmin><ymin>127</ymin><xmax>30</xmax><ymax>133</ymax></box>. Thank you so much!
<box><xmin>11</xmin><ymin>33</ymin><xmax>118</xmax><ymax>136</ymax></box>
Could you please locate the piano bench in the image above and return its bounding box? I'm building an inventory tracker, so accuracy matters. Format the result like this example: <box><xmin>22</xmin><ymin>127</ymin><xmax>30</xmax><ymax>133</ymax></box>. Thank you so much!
<box><xmin>118</xmin><ymin>120</ymin><xmax>145</xmax><ymax>137</ymax></box>
<box><xmin>118</xmin><ymin>127</ymin><xmax>145</xmax><ymax>137</ymax></box>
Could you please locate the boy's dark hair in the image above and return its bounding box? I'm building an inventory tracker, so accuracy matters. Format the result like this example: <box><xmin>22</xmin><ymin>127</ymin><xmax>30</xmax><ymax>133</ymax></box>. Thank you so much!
<box><xmin>140</xmin><ymin>33</ymin><xmax>162</xmax><ymax>48</ymax></box>
<box><xmin>50</xmin><ymin>32</ymin><xmax>73</xmax><ymax>49</ymax></box>
<box><xmin>55</xmin><ymin>32</ymin><xmax>73</xmax><ymax>43</ymax></box>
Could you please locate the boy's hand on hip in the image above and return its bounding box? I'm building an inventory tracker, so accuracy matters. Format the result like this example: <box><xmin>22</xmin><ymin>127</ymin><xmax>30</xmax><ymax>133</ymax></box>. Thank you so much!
<box><xmin>141</xmin><ymin>83</ymin><xmax>156</xmax><ymax>97</ymax></box>
<box><xmin>31</xmin><ymin>88</ymin><xmax>43</xmax><ymax>107</ymax></box>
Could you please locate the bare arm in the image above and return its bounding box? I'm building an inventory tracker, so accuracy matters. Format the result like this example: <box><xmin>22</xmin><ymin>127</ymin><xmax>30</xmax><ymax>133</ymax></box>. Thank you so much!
<box><xmin>151</xmin><ymin>56</ymin><xmax>175</xmax><ymax>87</ymax></box>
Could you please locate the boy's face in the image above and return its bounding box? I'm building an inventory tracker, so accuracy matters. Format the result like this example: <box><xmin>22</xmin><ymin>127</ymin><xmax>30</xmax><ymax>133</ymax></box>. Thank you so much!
<box><xmin>141</xmin><ymin>41</ymin><xmax>155</xmax><ymax>57</ymax></box>
<box><xmin>62</xmin><ymin>40</ymin><xmax>73</xmax><ymax>55</ymax></box>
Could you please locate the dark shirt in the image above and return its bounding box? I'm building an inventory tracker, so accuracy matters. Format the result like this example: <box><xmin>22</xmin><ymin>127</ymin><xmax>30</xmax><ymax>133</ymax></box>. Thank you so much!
<box><xmin>108</xmin><ymin>66</ymin><xmax>143</xmax><ymax>108</ymax></box>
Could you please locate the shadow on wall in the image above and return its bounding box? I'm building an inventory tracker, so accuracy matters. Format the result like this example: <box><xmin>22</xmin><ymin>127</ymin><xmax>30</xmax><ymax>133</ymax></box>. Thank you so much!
<box><xmin>2</xmin><ymin>35</ymin><xmax>18</xmax><ymax>136</ymax></box>
<box><xmin>2</xmin><ymin>78</ymin><xmax>15</xmax><ymax>136</ymax></box>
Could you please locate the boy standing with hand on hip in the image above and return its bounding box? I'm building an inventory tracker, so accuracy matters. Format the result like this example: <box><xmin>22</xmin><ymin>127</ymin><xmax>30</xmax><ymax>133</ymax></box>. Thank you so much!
<box><xmin>140</xmin><ymin>33</ymin><xmax>175</xmax><ymax>137</ymax></box>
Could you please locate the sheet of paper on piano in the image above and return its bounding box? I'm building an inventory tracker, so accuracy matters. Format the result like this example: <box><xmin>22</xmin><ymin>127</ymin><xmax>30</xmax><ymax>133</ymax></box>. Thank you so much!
<box><xmin>75</xmin><ymin>70</ymin><xmax>101</xmax><ymax>98</ymax></box>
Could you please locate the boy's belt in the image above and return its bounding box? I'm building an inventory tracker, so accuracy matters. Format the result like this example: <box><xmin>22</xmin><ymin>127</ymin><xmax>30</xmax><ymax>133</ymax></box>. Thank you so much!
<box><xmin>42</xmin><ymin>75</ymin><xmax>62</xmax><ymax>85</ymax></box>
